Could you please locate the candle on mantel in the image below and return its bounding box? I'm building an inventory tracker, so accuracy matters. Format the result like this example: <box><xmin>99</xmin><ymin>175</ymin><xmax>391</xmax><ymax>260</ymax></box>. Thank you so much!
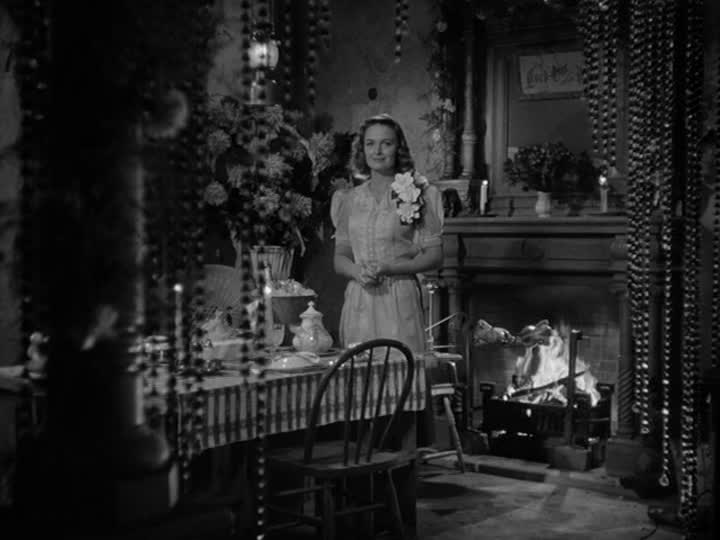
<box><xmin>599</xmin><ymin>174</ymin><xmax>609</xmax><ymax>213</ymax></box>
<box><xmin>480</xmin><ymin>179</ymin><xmax>488</xmax><ymax>215</ymax></box>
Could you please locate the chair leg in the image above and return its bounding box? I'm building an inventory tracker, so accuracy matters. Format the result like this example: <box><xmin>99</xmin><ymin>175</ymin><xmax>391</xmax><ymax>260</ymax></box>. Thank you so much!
<box><xmin>385</xmin><ymin>470</ymin><xmax>406</xmax><ymax>540</ymax></box>
<box><xmin>366</xmin><ymin>473</ymin><xmax>375</xmax><ymax>538</ymax></box>
<box><xmin>321</xmin><ymin>480</ymin><xmax>335</xmax><ymax>540</ymax></box>
<box><xmin>442</xmin><ymin>396</ymin><xmax>465</xmax><ymax>473</ymax></box>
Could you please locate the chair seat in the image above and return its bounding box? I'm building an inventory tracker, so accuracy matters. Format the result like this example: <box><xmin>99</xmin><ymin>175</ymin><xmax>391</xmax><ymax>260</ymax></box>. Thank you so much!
<box><xmin>268</xmin><ymin>441</ymin><xmax>415</xmax><ymax>480</ymax></box>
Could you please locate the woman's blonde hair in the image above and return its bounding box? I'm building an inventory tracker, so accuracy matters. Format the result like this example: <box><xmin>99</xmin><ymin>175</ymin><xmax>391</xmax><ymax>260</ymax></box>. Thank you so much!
<box><xmin>349</xmin><ymin>114</ymin><xmax>414</xmax><ymax>177</ymax></box>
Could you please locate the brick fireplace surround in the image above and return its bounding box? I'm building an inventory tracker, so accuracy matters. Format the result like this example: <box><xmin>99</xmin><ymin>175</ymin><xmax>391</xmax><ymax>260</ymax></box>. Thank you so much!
<box><xmin>428</xmin><ymin>216</ymin><xmax>640</xmax><ymax>469</ymax></box>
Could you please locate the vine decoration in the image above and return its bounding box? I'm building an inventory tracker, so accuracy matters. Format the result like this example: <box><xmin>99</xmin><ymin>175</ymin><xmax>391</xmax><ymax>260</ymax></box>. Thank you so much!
<box><xmin>420</xmin><ymin>0</ymin><xmax>462</xmax><ymax>181</ymax></box>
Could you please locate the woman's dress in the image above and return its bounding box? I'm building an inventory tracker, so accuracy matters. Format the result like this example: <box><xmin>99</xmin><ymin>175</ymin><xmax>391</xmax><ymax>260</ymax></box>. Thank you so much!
<box><xmin>331</xmin><ymin>181</ymin><xmax>444</xmax><ymax>353</ymax></box>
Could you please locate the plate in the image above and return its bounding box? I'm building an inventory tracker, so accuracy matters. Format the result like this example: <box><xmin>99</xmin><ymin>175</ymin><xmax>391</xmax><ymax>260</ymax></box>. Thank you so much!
<box><xmin>317</xmin><ymin>347</ymin><xmax>343</xmax><ymax>357</ymax></box>
<box><xmin>267</xmin><ymin>351</ymin><xmax>321</xmax><ymax>372</ymax></box>
<box><xmin>265</xmin><ymin>365</ymin><xmax>326</xmax><ymax>374</ymax></box>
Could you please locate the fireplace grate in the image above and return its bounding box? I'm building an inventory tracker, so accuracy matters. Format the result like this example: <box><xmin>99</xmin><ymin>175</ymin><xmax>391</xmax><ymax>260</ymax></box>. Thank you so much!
<box><xmin>477</xmin><ymin>383</ymin><xmax>614</xmax><ymax>462</ymax></box>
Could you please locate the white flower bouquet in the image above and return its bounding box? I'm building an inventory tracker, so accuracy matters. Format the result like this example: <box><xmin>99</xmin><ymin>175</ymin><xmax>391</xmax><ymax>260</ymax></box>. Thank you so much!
<box><xmin>391</xmin><ymin>171</ymin><xmax>429</xmax><ymax>226</ymax></box>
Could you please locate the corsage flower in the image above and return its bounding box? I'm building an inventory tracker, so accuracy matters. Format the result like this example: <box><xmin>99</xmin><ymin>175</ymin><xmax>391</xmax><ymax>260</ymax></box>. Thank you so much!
<box><xmin>390</xmin><ymin>171</ymin><xmax>428</xmax><ymax>225</ymax></box>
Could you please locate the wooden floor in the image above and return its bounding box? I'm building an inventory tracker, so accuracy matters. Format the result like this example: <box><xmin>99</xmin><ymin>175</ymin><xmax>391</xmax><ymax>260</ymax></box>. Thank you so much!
<box><xmin>416</xmin><ymin>466</ymin><xmax>682</xmax><ymax>540</ymax></box>
<box><xmin>263</xmin><ymin>457</ymin><xmax>692</xmax><ymax>539</ymax></box>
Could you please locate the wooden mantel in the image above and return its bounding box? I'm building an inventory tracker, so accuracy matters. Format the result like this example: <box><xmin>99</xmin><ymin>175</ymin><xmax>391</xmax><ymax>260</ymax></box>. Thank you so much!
<box><xmin>427</xmin><ymin>214</ymin><xmax>645</xmax><ymax>451</ymax></box>
<box><xmin>439</xmin><ymin>215</ymin><xmax>628</xmax><ymax>278</ymax></box>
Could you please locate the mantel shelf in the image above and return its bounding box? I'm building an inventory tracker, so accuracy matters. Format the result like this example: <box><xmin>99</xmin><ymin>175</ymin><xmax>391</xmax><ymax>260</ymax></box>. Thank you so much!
<box><xmin>444</xmin><ymin>216</ymin><xmax>627</xmax><ymax>237</ymax></box>
<box><xmin>437</xmin><ymin>215</ymin><xmax>631</xmax><ymax>278</ymax></box>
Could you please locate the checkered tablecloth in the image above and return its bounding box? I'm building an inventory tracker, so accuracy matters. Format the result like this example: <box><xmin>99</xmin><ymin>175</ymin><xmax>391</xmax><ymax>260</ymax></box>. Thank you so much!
<box><xmin>163</xmin><ymin>353</ymin><xmax>426</xmax><ymax>450</ymax></box>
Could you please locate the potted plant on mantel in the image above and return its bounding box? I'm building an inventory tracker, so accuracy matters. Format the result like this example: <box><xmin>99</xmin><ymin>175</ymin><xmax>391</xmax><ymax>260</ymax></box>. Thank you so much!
<box><xmin>203</xmin><ymin>102</ymin><xmax>335</xmax><ymax>282</ymax></box>
<box><xmin>504</xmin><ymin>142</ymin><xmax>599</xmax><ymax>217</ymax></box>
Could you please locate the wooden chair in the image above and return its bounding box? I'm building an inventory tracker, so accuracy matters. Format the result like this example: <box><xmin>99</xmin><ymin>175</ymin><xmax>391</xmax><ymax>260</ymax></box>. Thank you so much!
<box><xmin>266</xmin><ymin>339</ymin><xmax>417</xmax><ymax>540</ymax></box>
<box><xmin>417</xmin><ymin>355</ymin><xmax>465</xmax><ymax>473</ymax></box>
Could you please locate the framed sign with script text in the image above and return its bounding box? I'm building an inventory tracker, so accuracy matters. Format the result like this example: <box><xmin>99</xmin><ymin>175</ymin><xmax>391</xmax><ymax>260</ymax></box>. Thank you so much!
<box><xmin>517</xmin><ymin>50</ymin><xmax>584</xmax><ymax>100</ymax></box>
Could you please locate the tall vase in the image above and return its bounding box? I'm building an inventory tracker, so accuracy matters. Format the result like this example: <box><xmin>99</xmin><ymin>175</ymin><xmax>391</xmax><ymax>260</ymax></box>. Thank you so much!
<box><xmin>250</xmin><ymin>245</ymin><xmax>294</xmax><ymax>283</ymax></box>
<box><xmin>535</xmin><ymin>191</ymin><xmax>552</xmax><ymax>218</ymax></box>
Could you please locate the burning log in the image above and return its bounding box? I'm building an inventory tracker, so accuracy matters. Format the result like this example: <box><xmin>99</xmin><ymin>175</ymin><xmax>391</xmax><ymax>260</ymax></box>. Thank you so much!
<box><xmin>506</xmin><ymin>323</ymin><xmax>600</xmax><ymax>407</ymax></box>
<box><xmin>503</xmin><ymin>370</ymin><xmax>587</xmax><ymax>404</ymax></box>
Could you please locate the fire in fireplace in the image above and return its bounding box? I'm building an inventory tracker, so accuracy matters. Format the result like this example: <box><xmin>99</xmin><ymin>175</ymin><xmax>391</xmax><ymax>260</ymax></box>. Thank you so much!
<box><xmin>475</xmin><ymin>323</ymin><xmax>614</xmax><ymax>466</ymax></box>
<box><xmin>503</xmin><ymin>324</ymin><xmax>601</xmax><ymax>407</ymax></box>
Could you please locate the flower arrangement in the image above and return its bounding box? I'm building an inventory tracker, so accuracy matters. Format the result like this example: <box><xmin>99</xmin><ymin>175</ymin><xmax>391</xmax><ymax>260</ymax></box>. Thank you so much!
<box><xmin>504</xmin><ymin>142</ymin><xmax>576</xmax><ymax>193</ymax></box>
<box><xmin>391</xmin><ymin>171</ymin><xmax>429</xmax><ymax>225</ymax></box>
<box><xmin>203</xmin><ymin>102</ymin><xmax>337</xmax><ymax>252</ymax></box>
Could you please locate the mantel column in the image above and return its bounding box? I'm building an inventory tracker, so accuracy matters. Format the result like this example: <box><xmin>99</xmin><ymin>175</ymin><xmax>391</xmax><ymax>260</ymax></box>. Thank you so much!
<box><xmin>605</xmin><ymin>232</ymin><xmax>644</xmax><ymax>477</ymax></box>
<box><xmin>459</xmin><ymin>5</ymin><xmax>476</xmax><ymax>179</ymax></box>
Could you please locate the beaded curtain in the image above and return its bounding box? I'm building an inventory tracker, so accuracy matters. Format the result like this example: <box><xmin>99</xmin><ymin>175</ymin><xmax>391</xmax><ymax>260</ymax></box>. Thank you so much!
<box><xmin>579</xmin><ymin>0</ymin><xmax>706</xmax><ymax>536</ymax></box>
<box><xmin>12</xmin><ymin>0</ymin><xmax>217</xmax><ymax>518</ymax></box>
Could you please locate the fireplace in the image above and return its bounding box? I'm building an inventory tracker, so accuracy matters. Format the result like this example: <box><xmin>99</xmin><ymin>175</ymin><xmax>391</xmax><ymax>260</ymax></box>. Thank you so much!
<box><xmin>428</xmin><ymin>216</ymin><xmax>635</xmax><ymax>465</ymax></box>
<box><xmin>474</xmin><ymin>325</ymin><xmax>615</xmax><ymax>464</ymax></box>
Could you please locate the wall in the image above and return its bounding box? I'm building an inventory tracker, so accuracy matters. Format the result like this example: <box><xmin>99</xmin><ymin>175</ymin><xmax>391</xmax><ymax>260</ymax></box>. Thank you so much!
<box><xmin>483</xmin><ymin>17</ymin><xmax>596</xmax><ymax>215</ymax></box>
<box><xmin>506</xmin><ymin>48</ymin><xmax>591</xmax><ymax>155</ymax></box>
<box><xmin>300</xmin><ymin>0</ymin><xmax>438</xmax><ymax>339</ymax></box>
<box><xmin>314</xmin><ymin>0</ymin><xmax>436</xmax><ymax>171</ymax></box>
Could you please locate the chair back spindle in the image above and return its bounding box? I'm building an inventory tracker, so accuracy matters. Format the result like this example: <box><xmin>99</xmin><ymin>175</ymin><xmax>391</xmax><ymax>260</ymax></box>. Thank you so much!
<box><xmin>302</xmin><ymin>339</ymin><xmax>415</xmax><ymax>465</ymax></box>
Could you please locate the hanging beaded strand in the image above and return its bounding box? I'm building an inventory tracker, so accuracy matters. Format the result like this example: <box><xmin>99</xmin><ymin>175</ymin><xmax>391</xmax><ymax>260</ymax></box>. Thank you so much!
<box><xmin>679</xmin><ymin>0</ymin><xmax>704</xmax><ymax>533</ymax></box>
<box><xmin>281</xmin><ymin>0</ymin><xmax>293</xmax><ymax>106</ymax></box>
<box><xmin>640</xmin><ymin>0</ymin><xmax>653</xmax><ymax>435</ymax></box>
<box><xmin>252</xmin><ymin>2</ymin><xmax>272</xmax><ymax>536</ymax></box>
<box><xmin>603</xmin><ymin>0</ymin><xmax>618</xmax><ymax>170</ymax></box>
<box><xmin>638</xmin><ymin>0</ymin><xmax>664</xmax><ymax>437</ymax></box>
<box><xmin>318</xmin><ymin>0</ymin><xmax>331</xmax><ymax>50</ymax></box>
<box><xmin>175</xmin><ymin>122</ymin><xmax>196</xmax><ymax>485</ymax></box>
<box><xmin>579</xmin><ymin>0</ymin><xmax>601</xmax><ymax>162</ymax></box>
<box><xmin>237</xmin><ymin>0</ymin><xmax>255</xmax><ymax>385</ymax></box>
<box><xmin>596</xmin><ymin>0</ymin><xmax>609</xmax><ymax>165</ymax></box>
<box><xmin>640</xmin><ymin>0</ymin><xmax>655</xmax><ymax>436</ymax></box>
<box><xmin>657</xmin><ymin>0</ymin><xmax>677</xmax><ymax>490</ymax></box>
<box><xmin>713</xmin><ymin>9</ymin><xmax>720</xmax><ymax>372</ymax></box>
<box><xmin>393</xmin><ymin>0</ymin><xmax>409</xmax><ymax>63</ymax></box>
<box><xmin>175</xmin><ymin>12</ymin><xmax>215</xmax><ymax>469</ymax></box>
<box><xmin>188</xmin><ymin>1</ymin><xmax>213</xmax><ymax>461</ymax></box>
<box><xmin>306</xmin><ymin>0</ymin><xmax>318</xmax><ymax>110</ymax></box>
<box><xmin>626</xmin><ymin>0</ymin><xmax>650</xmax><ymax>429</ymax></box>
<box><xmin>172</xmin><ymin>282</ymin><xmax>193</xmax><ymax>489</ymax></box>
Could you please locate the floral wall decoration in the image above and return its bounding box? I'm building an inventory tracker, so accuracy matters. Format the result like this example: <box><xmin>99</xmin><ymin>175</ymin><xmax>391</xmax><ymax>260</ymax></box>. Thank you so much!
<box><xmin>420</xmin><ymin>0</ymin><xmax>463</xmax><ymax>179</ymax></box>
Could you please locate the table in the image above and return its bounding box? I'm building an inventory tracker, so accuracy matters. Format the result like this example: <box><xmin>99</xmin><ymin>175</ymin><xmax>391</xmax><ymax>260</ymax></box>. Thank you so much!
<box><xmin>156</xmin><ymin>352</ymin><xmax>427</xmax><ymax>451</ymax></box>
<box><xmin>161</xmin><ymin>351</ymin><xmax>427</xmax><ymax>537</ymax></box>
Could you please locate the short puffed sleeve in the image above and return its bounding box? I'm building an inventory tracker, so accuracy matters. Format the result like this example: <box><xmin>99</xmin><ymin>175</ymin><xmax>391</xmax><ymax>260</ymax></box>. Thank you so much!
<box><xmin>330</xmin><ymin>189</ymin><xmax>352</xmax><ymax>248</ymax></box>
<box><xmin>416</xmin><ymin>184</ymin><xmax>444</xmax><ymax>248</ymax></box>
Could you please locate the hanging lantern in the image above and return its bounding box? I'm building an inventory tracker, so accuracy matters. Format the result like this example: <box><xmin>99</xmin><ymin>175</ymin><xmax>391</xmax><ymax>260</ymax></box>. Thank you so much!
<box><xmin>248</xmin><ymin>31</ymin><xmax>280</xmax><ymax>70</ymax></box>
<box><xmin>247</xmin><ymin>32</ymin><xmax>279</xmax><ymax>106</ymax></box>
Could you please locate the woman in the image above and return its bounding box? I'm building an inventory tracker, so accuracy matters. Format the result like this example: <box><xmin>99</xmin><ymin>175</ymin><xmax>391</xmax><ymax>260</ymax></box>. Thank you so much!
<box><xmin>331</xmin><ymin>114</ymin><xmax>444</xmax><ymax>352</ymax></box>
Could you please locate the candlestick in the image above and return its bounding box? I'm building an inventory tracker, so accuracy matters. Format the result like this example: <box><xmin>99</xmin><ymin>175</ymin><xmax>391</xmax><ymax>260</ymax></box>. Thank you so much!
<box><xmin>479</xmin><ymin>179</ymin><xmax>488</xmax><ymax>215</ymax></box>
<box><xmin>599</xmin><ymin>174</ymin><xmax>609</xmax><ymax>213</ymax></box>
<box><xmin>263</xmin><ymin>265</ymin><xmax>275</xmax><ymax>352</ymax></box>
<box><xmin>425</xmin><ymin>280</ymin><xmax>439</xmax><ymax>352</ymax></box>
<box><xmin>173</xmin><ymin>283</ymin><xmax>185</xmax><ymax>368</ymax></box>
